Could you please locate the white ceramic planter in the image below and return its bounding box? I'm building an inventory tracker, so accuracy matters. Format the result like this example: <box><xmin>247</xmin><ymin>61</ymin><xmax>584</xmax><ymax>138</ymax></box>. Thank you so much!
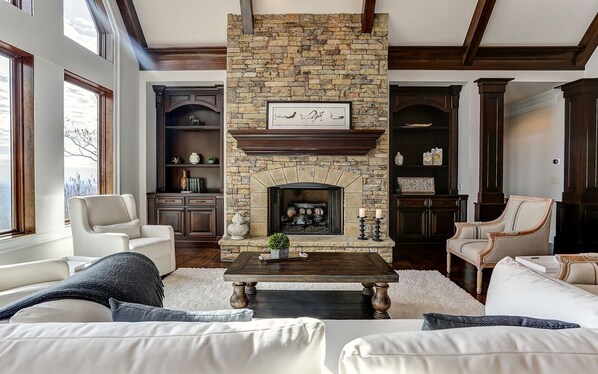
<box><xmin>270</xmin><ymin>248</ymin><xmax>289</xmax><ymax>259</ymax></box>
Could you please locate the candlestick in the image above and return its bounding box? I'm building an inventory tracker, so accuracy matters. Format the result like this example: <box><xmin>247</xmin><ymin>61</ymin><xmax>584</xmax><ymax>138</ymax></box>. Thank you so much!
<box><xmin>373</xmin><ymin>217</ymin><xmax>383</xmax><ymax>242</ymax></box>
<box><xmin>375</xmin><ymin>208</ymin><xmax>382</xmax><ymax>219</ymax></box>
<box><xmin>358</xmin><ymin>208</ymin><xmax>366</xmax><ymax>218</ymax></box>
<box><xmin>358</xmin><ymin>216</ymin><xmax>368</xmax><ymax>240</ymax></box>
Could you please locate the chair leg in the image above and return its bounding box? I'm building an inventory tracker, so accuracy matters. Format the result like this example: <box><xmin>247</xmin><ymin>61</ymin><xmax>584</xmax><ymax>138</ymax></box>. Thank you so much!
<box><xmin>476</xmin><ymin>268</ymin><xmax>483</xmax><ymax>294</ymax></box>
<box><xmin>446</xmin><ymin>252</ymin><xmax>451</xmax><ymax>274</ymax></box>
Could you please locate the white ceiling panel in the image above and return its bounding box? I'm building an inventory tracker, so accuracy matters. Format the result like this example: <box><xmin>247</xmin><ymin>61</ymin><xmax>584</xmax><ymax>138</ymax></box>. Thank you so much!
<box><xmin>378</xmin><ymin>0</ymin><xmax>478</xmax><ymax>46</ymax></box>
<box><xmin>482</xmin><ymin>0</ymin><xmax>598</xmax><ymax>46</ymax></box>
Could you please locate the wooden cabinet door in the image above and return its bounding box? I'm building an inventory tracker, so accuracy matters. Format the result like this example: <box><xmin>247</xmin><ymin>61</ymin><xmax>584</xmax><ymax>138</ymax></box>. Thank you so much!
<box><xmin>186</xmin><ymin>208</ymin><xmax>217</xmax><ymax>237</ymax></box>
<box><xmin>396</xmin><ymin>208</ymin><xmax>427</xmax><ymax>240</ymax></box>
<box><xmin>156</xmin><ymin>208</ymin><xmax>185</xmax><ymax>236</ymax></box>
<box><xmin>428</xmin><ymin>208</ymin><xmax>459</xmax><ymax>240</ymax></box>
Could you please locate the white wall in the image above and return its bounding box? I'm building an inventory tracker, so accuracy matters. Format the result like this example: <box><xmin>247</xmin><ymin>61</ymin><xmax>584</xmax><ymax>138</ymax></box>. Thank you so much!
<box><xmin>137</xmin><ymin>70</ymin><xmax>226</xmax><ymax>224</ymax></box>
<box><xmin>0</xmin><ymin>0</ymin><xmax>139</xmax><ymax>264</ymax></box>
<box><xmin>389</xmin><ymin>70</ymin><xmax>583</xmax><ymax>221</ymax></box>
<box><xmin>504</xmin><ymin>91</ymin><xmax>564</xmax><ymax>241</ymax></box>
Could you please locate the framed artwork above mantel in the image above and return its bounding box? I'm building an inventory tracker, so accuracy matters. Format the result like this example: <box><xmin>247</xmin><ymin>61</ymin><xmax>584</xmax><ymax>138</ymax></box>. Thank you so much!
<box><xmin>267</xmin><ymin>101</ymin><xmax>351</xmax><ymax>130</ymax></box>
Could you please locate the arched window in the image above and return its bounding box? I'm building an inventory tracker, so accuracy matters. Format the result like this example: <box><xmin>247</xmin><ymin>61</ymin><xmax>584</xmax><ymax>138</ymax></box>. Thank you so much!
<box><xmin>63</xmin><ymin>0</ymin><xmax>114</xmax><ymax>61</ymax></box>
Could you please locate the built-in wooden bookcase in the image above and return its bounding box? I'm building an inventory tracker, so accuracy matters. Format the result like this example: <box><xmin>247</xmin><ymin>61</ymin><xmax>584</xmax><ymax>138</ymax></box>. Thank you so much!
<box><xmin>148</xmin><ymin>85</ymin><xmax>224</xmax><ymax>248</ymax></box>
<box><xmin>389</xmin><ymin>86</ymin><xmax>467</xmax><ymax>257</ymax></box>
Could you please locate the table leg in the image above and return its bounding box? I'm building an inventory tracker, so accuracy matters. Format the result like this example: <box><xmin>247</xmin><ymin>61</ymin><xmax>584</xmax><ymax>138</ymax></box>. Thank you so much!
<box><xmin>246</xmin><ymin>282</ymin><xmax>258</xmax><ymax>295</ymax></box>
<box><xmin>361</xmin><ymin>282</ymin><xmax>375</xmax><ymax>296</ymax></box>
<box><xmin>372</xmin><ymin>283</ymin><xmax>391</xmax><ymax>319</ymax></box>
<box><xmin>230</xmin><ymin>282</ymin><xmax>248</xmax><ymax>309</ymax></box>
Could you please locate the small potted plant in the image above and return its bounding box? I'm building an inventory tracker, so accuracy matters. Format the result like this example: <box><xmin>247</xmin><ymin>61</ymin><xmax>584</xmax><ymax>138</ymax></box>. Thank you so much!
<box><xmin>208</xmin><ymin>156</ymin><xmax>218</xmax><ymax>164</ymax></box>
<box><xmin>268</xmin><ymin>232</ymin><xmax>290</xmax><ymax>259</ymax></box>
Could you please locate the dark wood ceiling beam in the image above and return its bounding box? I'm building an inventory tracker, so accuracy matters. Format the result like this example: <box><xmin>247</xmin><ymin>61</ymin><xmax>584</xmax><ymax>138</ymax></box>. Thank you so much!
<box><xmin>143</xmin><ymin>47</ymin><xmax>227</xmax><ymax>71</ymax></box>
<box><xmin>462</xmin><ymin>0</ymin><xmax>496</xmax><ymax>65</ymax></box>
<box><xmin>389</xmin><ymin>46</ymin><xmax>583</xmax><ymax>70</ymax></box>
<box><xmin>114</xmin><ymin>0</ymin><xmax>147</xmax><ymax>48</ymax></box>
<box><xmin>239</xmin><ymin>0</ymin><xmax>254</xmax><ymax>34</ymax></box>
<box><xmin>361</xmin><ymin>0</ymin><xmax>376</xmax><ymax>33</ymax></box>
<box><xmin>575</xmin><ymin>13</ymin><xmax>598</xmax><ymax>67</ymax></box>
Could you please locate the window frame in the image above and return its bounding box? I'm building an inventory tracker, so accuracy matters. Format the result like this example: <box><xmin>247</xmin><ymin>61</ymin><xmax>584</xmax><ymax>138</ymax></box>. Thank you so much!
<box><xmin>64</xmin><ymin>71</ymin><xmax>114</xmax><ymax>205</ymax></box>
<box><xmin>0</xmin><ymin>40</ymin><xmax>34</xmax><ymax>237</ymax></box>
<box><xmin>64</xmin><ymin>0</ymin><xmax>114</xmax><ymax>62</ymax></box>
<box><xmin>6</xmin><ymin>0</ymin><xmax>33</xmax><ymax>15</ymax></box>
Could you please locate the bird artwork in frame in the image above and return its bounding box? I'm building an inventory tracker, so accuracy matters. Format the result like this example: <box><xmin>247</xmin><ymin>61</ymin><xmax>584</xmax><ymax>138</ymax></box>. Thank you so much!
<box><xmin>267</xmin><ymin>101</ymin><xmax>351</xmax><ymax>130</ymax></box>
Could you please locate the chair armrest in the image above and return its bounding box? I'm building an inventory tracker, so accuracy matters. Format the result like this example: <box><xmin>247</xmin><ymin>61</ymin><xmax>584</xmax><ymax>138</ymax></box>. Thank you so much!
<box><xmin>450</xmin><ymin>221</ymin><xmax>506</xmax><ymax>240</ymax></box>
<box><xmin>70</xmin><ymin>226</ymin><xmax>130</xmax><ymax>258</ymax></box>
<box><xmin>0</xmin><ymin>259</ymin><xmax>69</xmax><ymax>292</ymax></box>
<box><xmin>556</xmin><ymin>254</ymin><xmax>598</xmax><ymax>284</ymax></box>
<box><xmin>140</xmin><ymin>225</ymin><xmax>174</xmax><ymax>240</ymax></box>
<box><xmin>481</xmin><ymin>229</ymin><xmax>551</xmax><ymax>263</ymax></box>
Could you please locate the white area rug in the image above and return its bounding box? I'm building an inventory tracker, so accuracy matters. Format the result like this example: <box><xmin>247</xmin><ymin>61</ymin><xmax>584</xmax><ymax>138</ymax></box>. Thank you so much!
<box><xmin>163</xmin><ymin>268</ymin><xmax>484</xmax><ymax>319</ymax></box>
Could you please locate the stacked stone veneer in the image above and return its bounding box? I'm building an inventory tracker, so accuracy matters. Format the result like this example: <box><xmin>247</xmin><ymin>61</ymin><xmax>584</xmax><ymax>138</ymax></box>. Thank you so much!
<box><xmin>224</xmin><ymin>14</ymin><xmax>390</xmax><ymax>259</ymax></box>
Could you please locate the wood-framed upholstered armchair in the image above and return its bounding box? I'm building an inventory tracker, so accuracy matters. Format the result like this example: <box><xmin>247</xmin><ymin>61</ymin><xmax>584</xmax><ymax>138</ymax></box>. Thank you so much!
<box><xmin>447</xmin><ymin>196</ymin><xmax>553</xmax><ymax>294</ymax></box>
<box><xmin>68</xmin><ymin>194</ymin><xmax>176</xmax><ymax>276</ymax></box>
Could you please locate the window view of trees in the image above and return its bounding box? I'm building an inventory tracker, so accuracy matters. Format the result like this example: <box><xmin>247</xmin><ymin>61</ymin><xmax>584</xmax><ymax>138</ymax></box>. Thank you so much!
<box><xmin>63</xmin><ymin>0</ymin><xmax>99</xmax><ymax>54</ymax></box>
<box><xmin>0</xmin><ymin>55</ymin><xmax>12</xmax><ymax>232</ymax></box>
<box><xmin>64</xmin><ymin>81</ymin><xmax>99</xmax><ymax>219</ymax></box>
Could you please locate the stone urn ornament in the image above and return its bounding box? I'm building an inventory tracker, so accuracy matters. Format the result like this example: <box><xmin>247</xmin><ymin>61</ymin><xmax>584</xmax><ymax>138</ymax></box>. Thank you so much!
<box><xmin>189</xmin><ymin>152</ymin><xmax>201</xmax><ymax>164</ymax></box>
<box><xmin>268</xmin><ymin>232</ymin><xmax>290</xmax><ymax>259</ymax></box>
<box><xmin>227</xmin><ymin>212</ymin><xmax>249</xmax><ymax>240</ymax></box>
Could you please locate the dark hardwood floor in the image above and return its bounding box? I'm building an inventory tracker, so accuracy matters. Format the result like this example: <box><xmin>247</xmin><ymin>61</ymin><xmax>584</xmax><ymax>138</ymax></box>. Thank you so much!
<box><xmin>174</xmin><ymin>247</ymin><xmax>489</xmax><ymax>304</ymax></box>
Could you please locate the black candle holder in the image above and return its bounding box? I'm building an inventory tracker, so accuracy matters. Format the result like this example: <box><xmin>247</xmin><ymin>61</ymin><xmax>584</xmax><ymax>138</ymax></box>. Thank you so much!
<box><xmin>372</xmin><ymin>217</ymin><xmax>383</xmax><ymax>242</ymax></box>
<box><xmin>358</xmin><ymin>216</ymin><xmax>368</xmax><ymax>240</ymax></box>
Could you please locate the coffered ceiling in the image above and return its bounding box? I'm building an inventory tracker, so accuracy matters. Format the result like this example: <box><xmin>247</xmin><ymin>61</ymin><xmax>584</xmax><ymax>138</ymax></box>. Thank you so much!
<box><xmin>119</xmin><ymin>0</ymin><xmax>598</xmax><ymax>71</ymax></box>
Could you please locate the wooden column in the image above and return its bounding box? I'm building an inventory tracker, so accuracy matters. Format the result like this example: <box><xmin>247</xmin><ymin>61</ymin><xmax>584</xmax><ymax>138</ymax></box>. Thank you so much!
<box><xmin>153</xmin><ymin>85</ymin><xmax>166</xmax><ymax>192</ymax></box>
<box><xmin>474</xmin><ymin>78</ymin><xmax>513</xmax><ymax>221</ymax></box>
<box><xmin>555</xmin><ymin>78</ymin><xmax>598</xmax><ymax>253</ymax></box>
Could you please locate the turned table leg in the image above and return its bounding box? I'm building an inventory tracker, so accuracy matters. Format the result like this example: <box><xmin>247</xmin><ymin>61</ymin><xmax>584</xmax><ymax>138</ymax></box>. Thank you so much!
<box><xmin>230</xmin><ymin>282</ymin><xmax>248</xmax><ymax>309</ymax></box>
<box><xmin>372</xmin><ymin>283</ymin><xmax>391</xmax><ymax>319</ymax></box>
<box><xmin>361</xmin><ymin>282</ymin><xmax>375</xmax><ymax>296</ymax></box>
<box><xmin>246</xmin><ymin>282</ymin><xmax>258</xmax><ymax>295</ymax></box>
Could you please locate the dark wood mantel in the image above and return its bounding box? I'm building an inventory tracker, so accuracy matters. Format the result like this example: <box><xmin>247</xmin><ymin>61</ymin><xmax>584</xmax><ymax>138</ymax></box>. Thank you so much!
<box><xmin>228</xmin><ymin>129</ymin><xmax>385</xmax><ymax>156</ymax></box>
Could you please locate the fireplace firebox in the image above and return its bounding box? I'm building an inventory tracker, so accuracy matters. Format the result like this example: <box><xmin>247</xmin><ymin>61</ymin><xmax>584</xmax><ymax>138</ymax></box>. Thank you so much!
<box><xmin>268</xmin><ymin>183</ymin><xmax>343</xmax><ymax>235</ymax></box>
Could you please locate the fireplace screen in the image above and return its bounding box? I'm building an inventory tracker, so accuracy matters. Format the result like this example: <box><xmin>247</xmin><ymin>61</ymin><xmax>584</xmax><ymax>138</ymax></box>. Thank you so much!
<box><xmin>268</xmin><ymin>183</ymin><xmax>343</xmax><ymax>235</ymax></box>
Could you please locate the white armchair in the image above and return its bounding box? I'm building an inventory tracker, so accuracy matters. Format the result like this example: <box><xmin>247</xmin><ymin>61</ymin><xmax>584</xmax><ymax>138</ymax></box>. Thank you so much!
<box><xmin>447</xmin><ymin>195</ymin><xmax>553</xmax><ymax>294</ymax></box>
<box><xmin>68</xmin><ymin>194</ymin><xmax>176</xmax><ymax>276</ymax></box>
<box><xmin>0</xmin><ymin>259</ymin><xmax>70</xmax><ymax>308</ymax></box>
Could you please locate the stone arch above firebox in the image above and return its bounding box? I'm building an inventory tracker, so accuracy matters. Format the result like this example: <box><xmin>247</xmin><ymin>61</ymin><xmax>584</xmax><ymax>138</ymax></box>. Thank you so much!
<box><xmin>249</xmin><ymin>166</ymin><xmax>363</xmax><ymax>237</ymax></box>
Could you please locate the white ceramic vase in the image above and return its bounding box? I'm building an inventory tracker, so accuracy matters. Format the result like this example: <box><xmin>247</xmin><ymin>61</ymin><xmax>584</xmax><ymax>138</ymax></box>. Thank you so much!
<box><xmin>189</xmin><ymin>152</ymin><xmax>200</xmax><ymax>164</ymax></box>
<box><xmin>394</xmin><ymin>152</ymin><xmax>404</xmax><ymax>166</ymax></box>
<box><xmin>227</xmin><ymin>212</ymin><xmax>249</xmax><ymax>240</ymax></box>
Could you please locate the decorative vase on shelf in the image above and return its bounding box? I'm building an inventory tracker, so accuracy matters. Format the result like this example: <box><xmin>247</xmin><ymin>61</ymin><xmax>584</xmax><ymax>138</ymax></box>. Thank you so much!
<box><xmin>180</xmin><ymin>170</ymin><xmax>188</xmax><ymax>192</ymax></box>
<box><xmin>227</xmin><ymin>212</ymin><xmax>249</xmax><ymax>240</ymax></box>
<box><xmin>189</xmin><ymin>152</ymin><xmax>200</xmax><ymax>164</ymax></box>
<box><xmin>394</xmin><ymin>152</ymin><xmax>404</xmax><ymax>166</ymax></box>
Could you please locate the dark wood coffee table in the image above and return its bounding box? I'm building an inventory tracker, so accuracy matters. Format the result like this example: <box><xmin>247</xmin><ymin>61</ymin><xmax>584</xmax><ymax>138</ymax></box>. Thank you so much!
<box><xmin>223</xmin><ymin>252</ymin><xmax>399</xmax><ymax>319</ymax></box>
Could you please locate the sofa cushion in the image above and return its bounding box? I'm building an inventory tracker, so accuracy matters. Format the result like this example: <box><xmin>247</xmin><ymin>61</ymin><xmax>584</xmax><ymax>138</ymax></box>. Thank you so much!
<box><xmin>447</xmin><ymin>239</ymin><xmax>488</xmax><ymax>262</ymax></box>
<box><xmin>0</xmin><ymin>318</ymin><xmax>325</xmax><ymax>374</ymax></box>
<box><xmin>339</xmin><ymin>326</ymin><xmax>598</xmax><ymax>374</ymax></box>
<box><xmin>422</xmin><ymin>313</ymin><xmax>579</xmax><ymax>330</ymax></box>
<box><xmin>486</xmin><ymin>257</ymin><xmax>598</xmax><ymax>328</ymax></box>
<box><xmin>9</xmin><ymin>299</ymin><xmax>112</xmax><ymax>323</ymax></box>
<box><xmin>109</xmin><ymin>298</ymin><xmax>253</xmax><ymax>322</ymax></box>
<box><xmin>0</xmin><ymin>282</ymin><xmax>60</xmax><ymax>309</ymax></box>
<box><xmin>93</xmin><ymin>219</ymin><xmax>141</xmax><ymax>239</ymax></box>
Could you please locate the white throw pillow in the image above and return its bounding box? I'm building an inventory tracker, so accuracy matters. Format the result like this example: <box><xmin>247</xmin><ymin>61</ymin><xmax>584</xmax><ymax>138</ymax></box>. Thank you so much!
<box><xmin>93</xmin><ymin>219</ymin><xmax>141</xmax><ymax>239</ymax></box>
<box><xmin>486</xmin><ymin>257</ymin><xmax>598</xmax><ymax>328</ymax></box>
<box><xmin>9</xmin><ymin>299</ymin><xmax>112</xmax><ymax>323</ymax></box>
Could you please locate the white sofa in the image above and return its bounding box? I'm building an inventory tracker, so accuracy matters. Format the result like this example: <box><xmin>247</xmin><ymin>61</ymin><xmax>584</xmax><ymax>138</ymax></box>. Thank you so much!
<box><xmin>1</xmin><ymin>257</ymin><xmax>597</xmax><ymax>374</ymax></box>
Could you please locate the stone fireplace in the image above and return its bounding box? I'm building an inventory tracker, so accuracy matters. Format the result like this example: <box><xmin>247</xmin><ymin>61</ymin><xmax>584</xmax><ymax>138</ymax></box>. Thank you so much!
<box><xmin>219</xmin><ymin>13</ymin><xmax>393</xmax><ymax>262</ymax></box>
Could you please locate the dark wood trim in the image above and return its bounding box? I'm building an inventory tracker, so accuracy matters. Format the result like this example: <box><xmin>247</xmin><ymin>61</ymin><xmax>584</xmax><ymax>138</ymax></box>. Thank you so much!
<box><xmin>474</xmin><ymin>78</ymin><xmax>512</xmax><ymax>221</ymax></box>
<box><xmin>575</xmin><ymin>13</ymin><xmax>598</xmax><ymax>67</ymax></box>
<box><xmin>389</xmin><ymin>46</ymin><xmax>583</xmax><ymax>70</ymax></box>
<box><xmin>361</xmin><ymin>0</ymin><xmax>376</xmax><ymax>34</ymax></box>
<box><xmin>239</xmin><ymin>0</ymin><xmax>254</xmax><ymax>34</ymax></box>
<box><xmin>143</xmin><ymin>47</ymin><xmax>227</xmax><ymax>71</ymax></box>
<box><xmin>64</xmin><ymin>71</ymin><xmax>114</xmax><ymax>195</ymax></box>
<box><xmin>229</xmin><ymin>130</ymin><xmax>384</xmax><ymax>156</ymax></box>
<box><xmin>462</xmin><ymin>0</ymin><xmax>496</xmax><ymax>65</ymax></box>
<box><xmin>0</xmin><ymin>45</ymin><xmax>35</xmax><ymax>236</ymax></box>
